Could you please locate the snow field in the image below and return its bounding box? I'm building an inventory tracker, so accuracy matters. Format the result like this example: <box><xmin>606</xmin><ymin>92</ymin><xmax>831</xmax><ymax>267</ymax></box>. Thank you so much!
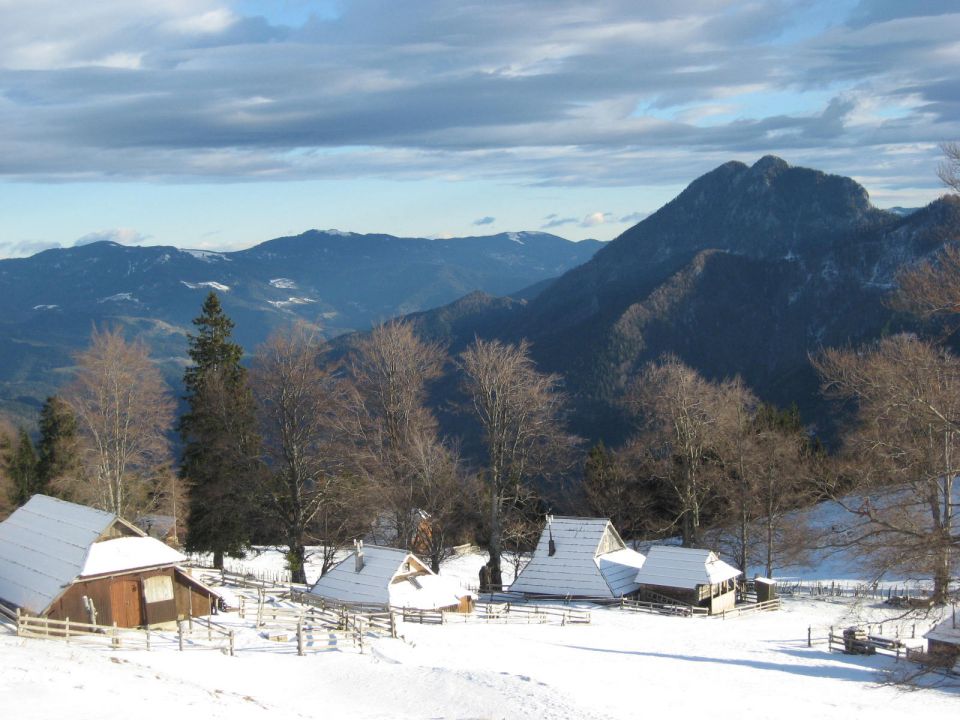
<box><xmin>2</xmin><ymin>543</ymin><xmax>957</xmax><ymax>719</ymax></box>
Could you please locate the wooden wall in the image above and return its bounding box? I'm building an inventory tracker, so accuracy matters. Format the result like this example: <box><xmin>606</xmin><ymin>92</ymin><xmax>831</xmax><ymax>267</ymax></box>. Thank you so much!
<box><xmin>45</xmin><ymin>566</ymin><xmax>216</xmax><ymax>628</ymax></box>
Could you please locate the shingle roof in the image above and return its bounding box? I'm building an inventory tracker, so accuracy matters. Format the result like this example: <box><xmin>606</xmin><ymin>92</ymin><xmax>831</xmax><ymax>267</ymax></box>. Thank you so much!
<box><xmin>633</xmin><ymin>545</ymin><xmax>741</xmax><ymax>590</ymax></box>
<box><xmin>0</xmin><ymin>495</ymin><xmax>183</xmax><ymax>615</ymax></box>
<box><xmin>509</xmin><ymin>516</ymin><xmax>646</xmax><ymax>599</ymax></box>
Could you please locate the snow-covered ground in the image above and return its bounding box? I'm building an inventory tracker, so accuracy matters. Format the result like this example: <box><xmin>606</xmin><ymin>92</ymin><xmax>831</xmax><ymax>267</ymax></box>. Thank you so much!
<box><xmin>2</xmin><ymin>545</ymin><xmax>957</xmax><ymax>719</ymax></box>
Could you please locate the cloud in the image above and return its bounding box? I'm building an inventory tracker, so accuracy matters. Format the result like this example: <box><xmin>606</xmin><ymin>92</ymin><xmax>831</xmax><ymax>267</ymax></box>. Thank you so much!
<box><xmin>472</xmin><ymin>216</ymin><xmax>495</xmax><ymax>226</ymax></box>
<box><xmin>73</xmin><ymin>227</ymin><xmax>151</xmax><ymax>247</ymax></box>
<box><xmin>619</xmin><ymin>211</ymin><xmax>650</xmax><ymax>224</ymax></box>
<box><xmin>0</xmin><ymin>239</ymin><xmax>63</xmax><ymax>257</ymax></box>
<box><xmin>580</xmin><ymin>212</ymin><xmax>612</xmax><ymax>227</ymax></box>
<box><xmin>541</xmin><ymin>216</ymin><xmax>578</xmax><ymax>229</ymax></box>
<box><xmin>0</xmin><ymin>1</ymin><xmax>953</xmax><ymax>202</ymax></box>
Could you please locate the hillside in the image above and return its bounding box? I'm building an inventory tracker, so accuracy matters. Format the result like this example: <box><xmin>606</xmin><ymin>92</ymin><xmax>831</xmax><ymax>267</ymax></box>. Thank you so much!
<box><xmin>401</xmin><ymin>158</ymin><xmax>960</xmax><ymax>441</ymax></box>
<box><xmin>0</xmin><ymin>231</ymin><xmax>601</xmax><ymax>421</ymax></box>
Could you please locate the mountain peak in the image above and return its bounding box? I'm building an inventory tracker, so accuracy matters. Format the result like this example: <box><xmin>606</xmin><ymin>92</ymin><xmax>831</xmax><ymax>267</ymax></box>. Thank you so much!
<box><xmin>750</xmin><ymin>155</ymin><xmax>789</xmax><ymax>176</ymax></box>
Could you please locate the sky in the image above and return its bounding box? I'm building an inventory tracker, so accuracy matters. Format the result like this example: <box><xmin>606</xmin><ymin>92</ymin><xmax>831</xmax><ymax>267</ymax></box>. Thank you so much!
<box><xmin>0</xmin><ymin>0</ymin><xmax>959</xmax><ymax>258</ymax></box>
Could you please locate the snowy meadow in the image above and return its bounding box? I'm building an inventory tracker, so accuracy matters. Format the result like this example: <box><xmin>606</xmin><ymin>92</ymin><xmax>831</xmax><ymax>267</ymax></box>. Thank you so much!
<box><xmin>2</xmin><ymin>546</ymin><xmax>957</xmax><ymax>720</ymax></box>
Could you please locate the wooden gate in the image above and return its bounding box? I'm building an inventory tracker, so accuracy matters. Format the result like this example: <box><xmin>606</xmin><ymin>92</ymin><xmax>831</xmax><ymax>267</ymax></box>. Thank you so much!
<box><xmin>109</xmin><ymin>578</ymin><xmax>143</xmax><ymax>627</ymax></box>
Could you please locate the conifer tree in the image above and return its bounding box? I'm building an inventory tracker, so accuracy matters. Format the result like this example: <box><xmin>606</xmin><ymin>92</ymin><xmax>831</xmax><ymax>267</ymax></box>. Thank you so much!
<box><xmin>36</xmin><ymin>395</ymin><xmax>80</xmax><ymax>494</ymax></box>
<box><xmin>181</xmin><ymin>293</ymin><xmax>262</xmax><ymax>568</ymax></box>
<box><xmin>7</xmin><ymin>427</ymin><xmax>39</xmax><ymax>506</ymax></box>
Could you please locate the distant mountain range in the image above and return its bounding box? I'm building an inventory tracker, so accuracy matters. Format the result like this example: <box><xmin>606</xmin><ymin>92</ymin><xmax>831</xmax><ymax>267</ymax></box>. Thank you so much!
<box><xmin>0</xmin><ymin>230</ymin><xmax>602</xmax><ymax>421</ymax></box>
<box><xmin>5</xmin><ymin>158</ymin><xmax>957</xmax><ymax>444</ymax></box>
<box><xmin>395</xmin><ymin>156</ymin><xmax>960</xmax><ymax>442</ymax></box>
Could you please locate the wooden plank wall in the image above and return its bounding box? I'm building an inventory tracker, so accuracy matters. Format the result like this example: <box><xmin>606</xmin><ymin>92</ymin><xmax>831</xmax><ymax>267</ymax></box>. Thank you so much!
<box><xmin>45</xmin><ymin>567</ymin><xmax>216</xmax><ymax>628</ymax></box>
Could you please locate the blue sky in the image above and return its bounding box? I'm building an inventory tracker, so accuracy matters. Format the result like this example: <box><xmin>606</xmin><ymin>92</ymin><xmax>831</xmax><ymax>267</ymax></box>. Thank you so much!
<box><xmin>0</xmin><ymin>1</ymin><xmax>958</xmax><ymax>257</ymax></box>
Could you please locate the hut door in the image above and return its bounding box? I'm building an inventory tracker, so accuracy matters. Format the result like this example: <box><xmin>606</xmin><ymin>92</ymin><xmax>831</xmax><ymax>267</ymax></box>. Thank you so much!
<box><xmin>110</xmin><ymin>578</ymin><xmax>143</xmax><ymax>627</ymax></box>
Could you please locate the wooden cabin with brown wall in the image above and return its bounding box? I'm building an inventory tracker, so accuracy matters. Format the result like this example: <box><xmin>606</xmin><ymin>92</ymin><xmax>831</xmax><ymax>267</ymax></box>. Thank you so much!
<box><xmin>0</xmin><ymin>495</ymin><xmax>221</xmax><ymax>630</ymax></box>
<box><xmin>45</xmin><ymin>566</ymin><xmax>218</xmax><ymax>627</ymax></box>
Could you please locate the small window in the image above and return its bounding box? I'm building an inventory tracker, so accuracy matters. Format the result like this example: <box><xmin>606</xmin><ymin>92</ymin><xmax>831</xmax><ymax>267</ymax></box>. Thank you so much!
<box><xmin>143</xmin><ymin>575</ymin><xmax>174</xmax><ymax>603</ymax></box>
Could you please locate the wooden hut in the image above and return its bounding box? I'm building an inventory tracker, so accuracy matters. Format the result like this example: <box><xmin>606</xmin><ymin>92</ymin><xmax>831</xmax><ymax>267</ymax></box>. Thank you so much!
<box><xmin>0</xmin><ymin>495</ymin><xmax>220</xmax><ymax>628</ymax></box>
<box><xmin>633</xmin><ymin>545</ymin><xmax>741</xmax><ymax>614</ymax></box>
<box><xmin>925</xmin><ymin>610</ymin><xmax>960</xmax><ymax>668</ymax></box>
<box><xmin>508</xmin><ymin>516</ymin><xmax>646</xmax><ymax>599</ymax></box>
<box><xmin>308</xmin><ymin>543</ymin><xmax>472</xmax><ymax>612</ymax></box>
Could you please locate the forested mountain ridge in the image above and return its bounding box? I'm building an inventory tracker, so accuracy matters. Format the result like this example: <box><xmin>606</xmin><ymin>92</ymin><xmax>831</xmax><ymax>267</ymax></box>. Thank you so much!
<box><xmin>399</xmin><ymin>157</ymin><xmax>960</xmax><ymax>441</ymax></box>
<box><xmin>0</xmin><ymin>230</ymin><xmax>602</xmax><ymax>421</ymax></box>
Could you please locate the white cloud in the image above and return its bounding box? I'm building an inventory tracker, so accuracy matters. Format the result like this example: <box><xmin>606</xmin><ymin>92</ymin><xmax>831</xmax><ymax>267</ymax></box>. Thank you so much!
<box><xmin>0</xmin><ymin>1</ymin><xmax>953</xmax><ymax>200</ymax></box>
<box><xmin>73</xmin><ymin>227</ymin><xmax>151</xmax><ymax>247</ymax></box>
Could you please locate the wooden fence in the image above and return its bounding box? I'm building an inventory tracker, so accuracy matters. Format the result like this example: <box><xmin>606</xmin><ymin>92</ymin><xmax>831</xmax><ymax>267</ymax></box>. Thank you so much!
<box><xmin>713</xmin><ymin>598</ymin><xmax>782</xmax><ymax>619</ymax></box>
<box><xmin>15</xmin><ymin>611</ymin><xmax>150</xmax><ymax>650</ymax></box>
<box><xmin>619</xmin><ymin>597</ymin><xmax>709</xmax><ymax>617</ymax></box>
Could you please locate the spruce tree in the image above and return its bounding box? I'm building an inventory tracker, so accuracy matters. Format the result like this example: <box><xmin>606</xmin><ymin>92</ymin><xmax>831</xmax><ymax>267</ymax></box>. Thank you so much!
<box><xmin>36</xmin><ymin>395</ymin><xmax>80</xmax><ymax>493</ymax></box>
<box><xmin>181</xmin><ymin>292</ymin><xmax>262</xmax><ymax>568</ymax></box>
<box><xmin>9</xmin><ymin>428</ymin><xmax>39</xmax><ymax>506</ymax></box>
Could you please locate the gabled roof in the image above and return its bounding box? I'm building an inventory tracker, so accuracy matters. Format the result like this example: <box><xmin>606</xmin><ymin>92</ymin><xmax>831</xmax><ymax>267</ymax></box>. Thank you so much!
<box><xmin>925</xmin><ymin>614</ymin><xmax>960</xmax><ymax>645</ymax></box>
<box><xmin>634</xmin><ymin>545</ymin><xmax>741</xmax><ymax>590</ymax></box>
<box><xmin>0</xmin><ymin>495</ymin><xmax>182</xmax><ymax>614</ymax></box>
<box><xmin>509</xmin><ymin>516</ymin><xmax>646</xmax><ymax>599</ymax></box>
<box><xmin>81</xmin><ymin>536</ymin><xmax>185</xmax><ymax>578</ymax></box>
<box><xmin>308</xmin><ymin>545</ymin><xmax>447</xmax><ymax>608</ymax></box>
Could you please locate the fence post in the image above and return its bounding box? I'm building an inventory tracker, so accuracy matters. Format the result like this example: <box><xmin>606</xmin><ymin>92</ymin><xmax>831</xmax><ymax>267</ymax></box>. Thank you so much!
<box><xmin>15</xmin><ymin>607</ymin><xmax>21</xmax><ymax>637</ymax></box>
<box><xmin>112</xmin><ymin>622</ymin><xmax>119</xmax><ymax>649</ymax></box>
<box><xmin>807</xmin><ymin>626</ymin><xmax>812</xmax><ymax>648</ymax></box>
<box><xmin>177</xmin><ymin>620</ymin><xmax>184</xmax><ymax>652</ymax></box>
<box><xmin>229</xmin><ymin>630</ymin><xmax>235</xmax><ymax>657</ymax></box>
<box><xmin>297</xmin><ymin>620</ymin><xmax>304</xmax><ymax>657</ymax></box>
<box><xmin>390</xmin><ymin>611</ymin><xmax>396</xmax><ymax>639</ymax></box>
<box><xmin>65</xmin><ymin>617</ymin><xmax>70</xmax><ymax>644</ymax></box>
<box><xmin>145</xmin><ymin>625</ymin><xmax>151</xmax><ymax>651</ymax></box>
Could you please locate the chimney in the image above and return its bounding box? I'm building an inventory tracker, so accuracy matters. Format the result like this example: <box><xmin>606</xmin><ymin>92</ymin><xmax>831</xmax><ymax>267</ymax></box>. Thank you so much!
<box><xmin>547</xmin><ymin>515</ymin><xmax>556</xmax><ymax>557</ymax></box>
<box><xmin>354</xmin><ymin>539</ymin><xmax>364</xmax><ymax>572</ymax></box>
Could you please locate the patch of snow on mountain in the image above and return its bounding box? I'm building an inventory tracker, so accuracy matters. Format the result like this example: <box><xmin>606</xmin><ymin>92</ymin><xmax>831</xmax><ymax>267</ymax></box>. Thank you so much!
<box><xmin>506</xmin><ymin>232</ymin><xmax>525</xmax><ymax>245</ymax></box>
<box><xmin>183</xmin><ymin>249</ymin><xmax>230</xmax><ymax>262</ymax></box>
<box><xmin>324</xmin><ymin>229</ymin><xmax>354</xmax><ymax>237</ymax></box>
<box><xmin>32</xmin><ymin>304</ymin><xmax>59</xmax><ymax>310</ymax></box>
<box><xmin>98</xmin><ymin>293</ymin><xmax>137</xmax><ymax>303</ymax></box>
<box><xmin>270</xmin><ymin>278</ymin><xmax>297</xmax><ymax>289</ymax></box>
<box><xmin>267</xmin><ymin>297</ymin><xmax>316</xmax><ymax>308</ymax></box>
<box><xmin>181</xmin><ymin>281</ymin><xmax>230</xmax><ymax>292</ymax></box>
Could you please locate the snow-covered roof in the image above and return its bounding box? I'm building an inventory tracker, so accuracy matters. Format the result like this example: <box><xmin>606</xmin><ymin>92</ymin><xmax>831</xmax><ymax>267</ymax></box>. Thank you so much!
<box><xmin>926</xmin><ymin>613</ymin><xmax>960</xmax><ymax>645</ymax></box>
<box><xmin>0</xmin><ymin>495</ymin><xmax>181</xmax><ymax>614</ymax></box>
<box><xmin>509</xmin><ymin>517</ymin><xmax>646</xmax><ymax>599</ymax></box>
<box><xmin>81</xmin><ymin>537</ymin><xmax>185</xmax><ymax>577</ymax></box>
<box><xmin>634</xmin><ymin>546</ymin><xmax>741</xmax><ymax>590</ymax></box>
<box><xmin>308</xmin><ymin>545</ymin><xmax>465</xmax><ymax>609</ymax></box>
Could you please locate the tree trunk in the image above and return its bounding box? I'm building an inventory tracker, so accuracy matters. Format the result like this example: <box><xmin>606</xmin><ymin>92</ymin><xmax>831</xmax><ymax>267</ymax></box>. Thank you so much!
<box><xmin>289</xmin><ymin>543</ymin><xmax>307</xmax><ymax>585</ymax></box>
<box><xmin>488</xmin><ymin>489</ymin><xmax>503</xmax><ymax>590</ymax></box>
<box><xmin>213</xmin><ymin>550</ymin><xmax>224</xmax><ymax>570</ymax></box>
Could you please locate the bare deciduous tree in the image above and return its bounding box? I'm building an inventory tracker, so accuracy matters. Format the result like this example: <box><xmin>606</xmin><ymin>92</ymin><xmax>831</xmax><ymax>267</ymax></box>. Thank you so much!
<box><xmin>253</xmin><ymin>324</ymin><xmax>370</xmax><ymax>583</ymax></box>
<box><xmin>714</xmin><ymin>385</ymin><xmax>815</xmax><ymax>577</ymax></box>
<box><xmin>938</xmin><ymin>141</ymin><xmax>960</xmax><ymax>193</ymax></box>
<box><xmin>628</xmin><ymin>356</ymin><xmax>725</xmax><ymax>547</ymax></box>
<box><xmin>815</xmin><ymin>335</ymin><xmax>959</xmax><ymax>603</ymax></box>
<box><xmin>63</xmin><ymin>327</ymin><xmax>175</xmax><ymax>518</ymax></box>
<box><xmin>350</xmin><ymin>320</ymin><xmax>448</xmax><ymax>552</ymax></box>
<box><xmin>460</xmin><ymin>338</ymin><xmax>570</xmax><ymax>590</ymax></box>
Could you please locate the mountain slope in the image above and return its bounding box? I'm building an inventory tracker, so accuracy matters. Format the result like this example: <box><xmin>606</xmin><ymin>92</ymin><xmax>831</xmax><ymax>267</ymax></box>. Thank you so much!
<box><xmin>401</xmin><ymin>158</ymin><xmax>960</xmax><ymax>441</ymax></box>
<box><xmin>0</xmin><ymin>230</ymin><xmax>601</xmax><ymax>421</ymax></box>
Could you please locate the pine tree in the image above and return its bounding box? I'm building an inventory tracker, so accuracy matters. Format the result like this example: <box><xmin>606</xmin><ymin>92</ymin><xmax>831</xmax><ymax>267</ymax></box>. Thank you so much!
<box><xmin>36</xmin><ymin>395</ymin><xmax>80</xmax><ymax>494</ymax></box>
<box><xmin>181</xmin><ymin>292</ymin><xmax>262</xmax><ymax>568</ymax></box>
